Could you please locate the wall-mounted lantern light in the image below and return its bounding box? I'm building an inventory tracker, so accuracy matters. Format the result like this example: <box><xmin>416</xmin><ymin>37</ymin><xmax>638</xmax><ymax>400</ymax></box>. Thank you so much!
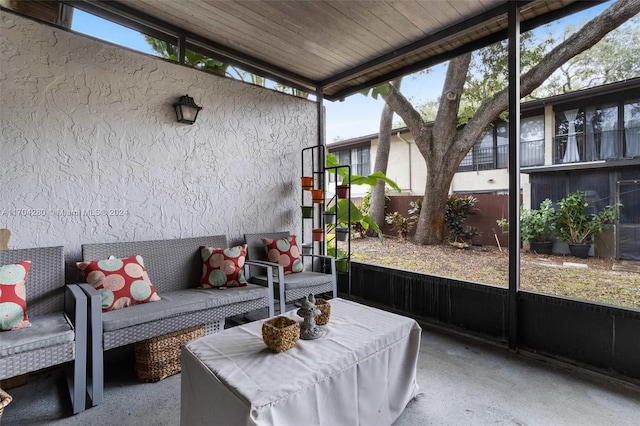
<box><xmin>173</xmin><ymin>94</ymin><xmax>202</xmax><ymax>124</ymax></box>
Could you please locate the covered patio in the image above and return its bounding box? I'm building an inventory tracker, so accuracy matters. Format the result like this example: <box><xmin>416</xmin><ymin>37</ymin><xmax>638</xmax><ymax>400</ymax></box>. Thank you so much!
<box><xmin>2</xmin><ymin>0</ymin><xmax>639</xmax><ymax>423</ymax></box>
<box><xmin>4</xmin><ymin>323</ymin><xmax>640</xmax><ymax>424</ymax></box>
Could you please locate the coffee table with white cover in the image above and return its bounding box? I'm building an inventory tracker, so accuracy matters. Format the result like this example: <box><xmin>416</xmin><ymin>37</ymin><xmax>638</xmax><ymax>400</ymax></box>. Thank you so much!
<box><xmin>180</xmin><ymin>298</ymin><xmax>421</xmax><ymax>426</ymax></box>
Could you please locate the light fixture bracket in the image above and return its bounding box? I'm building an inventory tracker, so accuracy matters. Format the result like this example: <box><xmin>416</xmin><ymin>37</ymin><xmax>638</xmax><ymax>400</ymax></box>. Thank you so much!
<box><xmin>173</xmin><ymin>94</ymin><xmax>202</xmax><ymax>124</ymax></box>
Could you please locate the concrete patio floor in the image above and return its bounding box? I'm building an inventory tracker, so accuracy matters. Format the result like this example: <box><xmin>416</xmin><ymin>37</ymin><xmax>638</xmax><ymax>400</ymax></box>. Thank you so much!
<box><xmin>2</xmin><ymin>320</ymin><xmax>639</xmax><ymax>425</ymax></box>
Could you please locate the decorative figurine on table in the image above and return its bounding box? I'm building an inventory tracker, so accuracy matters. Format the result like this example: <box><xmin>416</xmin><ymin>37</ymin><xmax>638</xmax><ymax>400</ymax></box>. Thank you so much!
<box><xmin>297</xmin><ymin>294</ymin><xmax>323</xmax><ymax>340</ymax></box>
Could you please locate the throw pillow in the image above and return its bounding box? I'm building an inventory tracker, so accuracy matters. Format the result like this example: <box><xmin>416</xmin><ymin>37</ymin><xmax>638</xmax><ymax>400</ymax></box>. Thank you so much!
<box><xmin>77</xmin><ymin>255</ymin><xmax>161</xmax><ymax>312</ymax></box>
<box><xmin>261</xmin><ymin>235</ymin><xmax>304</xmax><ymax>275</ymax></box>
<box><xmin>0</xmin><ymin>260</ymin><xmax>32</xmax><ymax>331</ymax></box>
<box><xmin>199</xmin><ymin>245</ymin><xmax>248</xmax><ymax>288</ymax></box>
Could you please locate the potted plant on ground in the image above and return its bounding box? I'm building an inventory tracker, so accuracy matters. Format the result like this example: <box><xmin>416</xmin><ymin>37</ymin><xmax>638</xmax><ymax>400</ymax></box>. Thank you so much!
<box><xmin>496</xmin><ymin>198</ymin><xmax>556</xmax><ymax>254</ymax></box>
<box><xmin>522</xmin><ymin>198</ymin><xmax>556</xmax><ymax>254</ymax></box>
<box><xmin>555</xmin><ymin>191</ymin><xmax>621</xmax><ymax>258</ymax></box>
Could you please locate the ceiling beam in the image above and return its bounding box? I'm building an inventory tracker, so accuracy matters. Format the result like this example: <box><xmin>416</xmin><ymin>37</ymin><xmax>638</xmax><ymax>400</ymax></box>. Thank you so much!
<box><xmin>320</xmin><ymin>1</ymin><xmax>515</xmax><ymax>90</ymax></box>
<box><xmin>324</xmin><ymin>0</ymin><xmax>605</xmax><ymax>101</ymax></box>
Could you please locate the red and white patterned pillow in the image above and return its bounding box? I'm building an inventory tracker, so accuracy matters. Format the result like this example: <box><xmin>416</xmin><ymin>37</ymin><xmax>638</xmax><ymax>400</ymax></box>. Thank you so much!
<box><xmin>262</xmin><ymin>235</ymin><xmax>305</xmax><ymax>275</ymax></box>
<box><xmin>0</xmin><ymin>260</ymin><xmax>32</xmax><ymax>331</ymax></box>
<box><xmin>76</xmin><ymin>255</ymin><xmax>161</xmax><ymax>312</ymax></box>
<box><xmin>199</xmin><ymin>245</ymin><xmax>248</xmax><ymax>288</ymax></box>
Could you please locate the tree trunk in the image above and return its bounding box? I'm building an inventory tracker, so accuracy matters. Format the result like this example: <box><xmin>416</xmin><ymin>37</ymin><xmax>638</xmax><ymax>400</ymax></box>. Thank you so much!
<box><xmin>368</xmin><ymin>78</ymin><xmax>402</xmax><ymax>236</ymax></box>
<box><xmin>384</xmin><ymin>54</ymin><xmax>472</xmax><ymax>245</ymax></box>
<box><xmin>413</xmin><ymin>161</ymin><xmax>457</xmax><ymax>244</ymax></box>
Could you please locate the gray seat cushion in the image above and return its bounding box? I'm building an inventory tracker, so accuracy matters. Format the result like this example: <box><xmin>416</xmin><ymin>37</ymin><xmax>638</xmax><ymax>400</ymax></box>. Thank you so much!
<box><xmin>250</xmin><ymin>271</ymin><xmax>333</xmax><ymax>290</ymax></box>
<box><xmin>101</xmin><ymin>284</ymin><xmax>268</xmax><ymax>332</ymax></box>
<box><xmin>0</xmin><ymin>313</ymin><xmax>74</xmax><ymax>357</ymax></box>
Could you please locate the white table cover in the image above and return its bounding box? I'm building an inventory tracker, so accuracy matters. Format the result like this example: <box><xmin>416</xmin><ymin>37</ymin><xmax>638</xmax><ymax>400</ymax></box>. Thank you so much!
<box><xmin>181</xmin><ymin>298</ymin><xmax>421</xmax><ymax>426</ymax></box>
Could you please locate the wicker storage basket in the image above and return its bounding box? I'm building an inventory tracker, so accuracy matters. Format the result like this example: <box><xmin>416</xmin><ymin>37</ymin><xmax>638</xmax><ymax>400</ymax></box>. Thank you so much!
<box><xmin>135</xmin><ymin>325</ymin><xmax>205</xmax><ymax>382</ymax></box>
<box><xmin>0</xmin><ymin>388</ymin><xmax>12</xmax><ymax>420</ymax></box>
<box><xmin>262</xmin><ymin>316</ymin><xmax>300</xmax><ymax>353</ymax></box>
<box><xmin>315</xmin><ymin>298</ymin><xmax>331</xmax><ymax>326</ymax></box>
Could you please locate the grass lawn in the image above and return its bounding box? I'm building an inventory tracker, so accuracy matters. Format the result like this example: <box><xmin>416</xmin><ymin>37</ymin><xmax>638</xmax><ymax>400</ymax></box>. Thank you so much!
<box><xmin>349</xmin><ymin>236</ymin><xmax>640</xmax><ymax>311</ymax></box>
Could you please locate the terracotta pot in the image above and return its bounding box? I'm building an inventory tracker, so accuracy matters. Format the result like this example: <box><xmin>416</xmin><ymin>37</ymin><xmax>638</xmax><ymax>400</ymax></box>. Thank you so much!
<box><xmin>311</xmin><ymin>189</ymin><xmax>324</xmax><ymax>204</ymax></box>
<box><xmin>301</xmin><ymin>206</ymin><xmax>314</xmax><ymax>218</ymax></box>
<box><xmin>300</xmin><ymin>176</ymin><xmax>314</xmax><ymax>191</ymax></box>
<box><xmin>336</xmin><ymin>185</ymin><xmax>349</xmax><ymax>199</ymax></box>
<box><xmin>312</xmin><ymin>228</ymin><xmax>324</xmax><ymax>241</ymax></box>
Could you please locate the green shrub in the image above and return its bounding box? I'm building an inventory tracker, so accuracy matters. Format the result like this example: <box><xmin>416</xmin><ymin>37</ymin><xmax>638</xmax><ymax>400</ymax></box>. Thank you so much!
<box><xmin>555</xmin><ymin>191</ymin><xmax>621</xmax><ymax>244</ymax></box>
<box><xmin>445</xmin><ymin>195</ymin><xmax>479</xmax><ymax>243</ymax></box>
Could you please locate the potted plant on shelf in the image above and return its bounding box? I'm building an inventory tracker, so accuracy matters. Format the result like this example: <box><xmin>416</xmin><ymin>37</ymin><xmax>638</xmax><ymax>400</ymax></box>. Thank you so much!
<box><xmin>555</xmin><ymin>191</ymin><xmax>621</xmax><ymax>258</ymax></box>
<box><xmin>336</xmin><ymin>184</ymin><xmax>350</xmax><ymax>198</ymax></box>
<box><xmin>301</xmin><ymin>205</ymin><xmax>314</xmax><ymax>218</ymax></box>
<box><xmin>335</xmin><ymin>227</ymin><xmax>349</xmax><ymax>241</ymax></box>
<box><xmin>325</xmin><ymin>153</ymin><xmax>401</xmax><ymax>242</ymax></box>
<box><xmin>300</xmin><ymin>176</ymin><xmax>314</xmax><ymax>190</ymax></box>
<box><xmin>324</xmin><ymin>153</ymin><xmax>402</xmax><ymax>275</ymax></box>
<box><xmin>327</xmin><ymin>245</ymin><xmax>350</xmax><ymax>273</ymax></box>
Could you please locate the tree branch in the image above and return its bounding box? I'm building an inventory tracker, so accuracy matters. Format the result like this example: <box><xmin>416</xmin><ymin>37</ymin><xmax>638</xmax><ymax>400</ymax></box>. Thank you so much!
<box><xmin>383</xmin><ymin>84</ymin><xmax>431</xmax><ymax>157</ymax></box>
<box><xmin>461</xmin><ymin>0</ymin><xmax>640</xmax><ymax>147</ymax></box>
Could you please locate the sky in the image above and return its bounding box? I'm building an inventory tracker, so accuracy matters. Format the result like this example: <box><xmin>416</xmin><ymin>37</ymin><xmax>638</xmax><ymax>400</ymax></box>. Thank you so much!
<box><xmin>70</xmin><ymin>2</ymin><xmax>613</xmax><ymax>145</ymax></box>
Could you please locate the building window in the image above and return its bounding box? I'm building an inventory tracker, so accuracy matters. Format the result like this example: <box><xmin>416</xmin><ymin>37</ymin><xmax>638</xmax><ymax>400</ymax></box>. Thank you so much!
<box><xmin>329</xmin><ymin>146</ymin><xmax>370</xmax><ymax>181</ymax></box>
<box><xmin>459</xmin><ymin>117</ymin><xmax>544</xmax><ymax>172</ymax></box>
<box><xmin>554</xmin><ymin>95</ymin><xmax>640</xmax><ymax>164</ymax></box>
<box><xmin>555</xmin><ymin>108</ymin><xmax>586</xmax><ymax>163</ymax></box>
<box><xmin>624</xmin><ymin>99</ymin><xmax>640</xmax><ymax>157</ymax></box>
<box><xmin>496</xmin><ymin>122</ymin><xmax>509</xmax><ymax>168</ymax></box>
<box><xmin>586</xmin><ymin>103</ymin><xmax>618</xmax><ymax>160</ymax></box>
<box><xmin>520</xmin><ymin>116</ymin><xmax>545</xmax><ymax>166</ymax></box>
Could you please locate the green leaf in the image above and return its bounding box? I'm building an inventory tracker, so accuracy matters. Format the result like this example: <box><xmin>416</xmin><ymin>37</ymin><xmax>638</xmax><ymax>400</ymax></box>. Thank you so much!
<box><xmin>335</xmin><ymin>199</ymin><xmax>364</xmax><ymax>224</ymax></box>
<box><xmin>350</xmin><ymin>171</ymin><xmax>402</xmax><ymax>193</ymax></box>
<box><xmin>359</xmin><ymin>83</ymin><xmax>391</xmax><ymax>100</ymax></box>
<box><xmin>362</xmin><ymin>216</ymin><xmax>384</xmax><ymax>243</ymax></box>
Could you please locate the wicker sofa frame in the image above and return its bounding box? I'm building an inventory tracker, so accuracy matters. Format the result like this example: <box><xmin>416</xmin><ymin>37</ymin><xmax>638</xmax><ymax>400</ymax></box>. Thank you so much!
<box><xmin>244</xmin><ymin>232</ymin><xmax>337</xmax><ymax>314</ymax></box>
<box><xmin>79</xmin><ymin>235</ymin><xmax>275</xmax><ymax>408</ymax></box>
<box><xmin>0</xmin><ymin>246</ymin><xmax>87</xmax><ymax>414</ymax></box>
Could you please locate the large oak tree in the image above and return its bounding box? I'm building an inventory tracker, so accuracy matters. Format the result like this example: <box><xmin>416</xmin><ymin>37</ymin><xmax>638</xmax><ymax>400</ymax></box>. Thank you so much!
<box><xmin>376</xmin><ymin>0</ymin><xmax>640</xmax><ymax>245</ymax></box>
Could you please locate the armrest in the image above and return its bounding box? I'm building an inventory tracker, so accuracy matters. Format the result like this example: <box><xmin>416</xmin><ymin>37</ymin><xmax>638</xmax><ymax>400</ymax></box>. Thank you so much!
<box><xmin>77</xmin><ymin>283</ymin><xmax>104</xmax><ymax>406</ymax></box>
<box><xmin>63</xmin><ymin>284</ymin><xmax>88</xmax><ymax>414</ymax></box>
<box><xmin>301</xmin><ymin>253</ymin><xmax>335</xmax><ymax>261</ymax></box>
<box><xmin>64</xmin><ymin>284</ymin><xmax>88</xmax><ymax>330</ymax></box>
<box><xmin>244</xmin><ymin>261</ymin><xmax>277</xmax><ymax>317</ymax></box>
<box><xmin>77</xmin><ymin>283</ymin><xmax>102</xmax><ymax>327</ymax></box>
<box><xmin>246</xmin><ymin>259</ymin><xmax>280</xmax><ymax>268</ymax></box>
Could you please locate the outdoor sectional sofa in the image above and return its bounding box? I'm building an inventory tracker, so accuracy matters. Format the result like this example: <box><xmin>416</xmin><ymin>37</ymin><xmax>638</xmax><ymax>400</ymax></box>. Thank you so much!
<box><xmin>0</xmin><ymin>246</ymin><xmax>87</xmax><ymax>414</ymax></box>
<box><xmin>78</xmin><ymin>235</ymin><xmax>275</xmax><ymax>407</ymax></box>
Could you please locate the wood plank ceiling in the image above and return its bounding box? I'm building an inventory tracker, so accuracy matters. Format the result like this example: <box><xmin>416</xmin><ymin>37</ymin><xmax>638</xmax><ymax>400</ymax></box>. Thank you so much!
<box><xmin>71</xmin><ymin>0</ymin><xmax>590</xmax><ymax>101</ymax></box>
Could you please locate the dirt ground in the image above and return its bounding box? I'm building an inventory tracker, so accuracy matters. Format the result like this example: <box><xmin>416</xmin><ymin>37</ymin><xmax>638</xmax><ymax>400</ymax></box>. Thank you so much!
<box><xmin>348</xmin><ymin>236</ymin><xmax>640</xmax><ymax>310</ymax></box>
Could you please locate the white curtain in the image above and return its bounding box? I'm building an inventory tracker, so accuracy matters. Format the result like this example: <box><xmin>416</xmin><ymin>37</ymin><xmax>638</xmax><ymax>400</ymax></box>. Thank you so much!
<box><xmin>600</xmin><ymin>118</ymin><xmax>617</xmax><ymax>159</ymax></box>
<box><xmin>562</xmin><ymin>109</ymin><xmax>580</xmax><ymax>163</ymax></box>
<box><xmin>625</xmin><ymin>101</ymin><xmax>640</xmax><ymax>157</ymax></box>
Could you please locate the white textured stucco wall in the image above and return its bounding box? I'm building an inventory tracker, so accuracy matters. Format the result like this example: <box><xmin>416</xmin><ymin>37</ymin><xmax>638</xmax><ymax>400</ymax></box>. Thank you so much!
<box><xmin>0</xmin><ymin>11</ymin><xmax>317</xmax><ymax>260</ymax></box>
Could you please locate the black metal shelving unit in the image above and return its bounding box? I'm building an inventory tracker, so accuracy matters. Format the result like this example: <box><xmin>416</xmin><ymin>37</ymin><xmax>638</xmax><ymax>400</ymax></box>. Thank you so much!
<box><xmin>300</xmin><ymin>147</ymin><xmax>352</xmax><ymax>296</ymax></box>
